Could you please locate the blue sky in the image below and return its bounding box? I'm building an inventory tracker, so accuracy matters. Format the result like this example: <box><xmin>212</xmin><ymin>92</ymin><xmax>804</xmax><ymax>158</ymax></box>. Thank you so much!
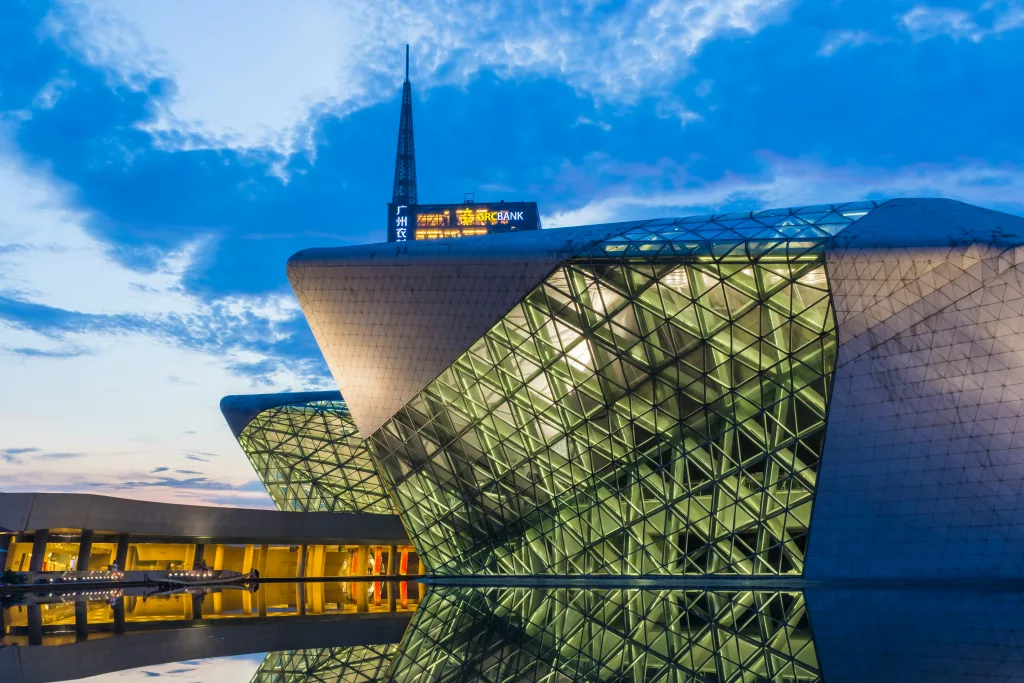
<box><xmin>2</xmin><ymin>0</ymin><xmax>1023</xmax><ymax>507</ymax></box>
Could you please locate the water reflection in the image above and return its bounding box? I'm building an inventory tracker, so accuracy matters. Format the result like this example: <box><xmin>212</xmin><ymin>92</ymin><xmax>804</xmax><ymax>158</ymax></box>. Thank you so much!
<box><xmin>7</xmin><ymin>584</ymin><xmax>1024</xmax><ymax>682</ymax></box>
<box><xmin>254</xmin><ymin>645</ymin><xmax>398</xmax><ymax>683</ymax></box>
<box><xmin>390</xmin><ymin>588</ymin><xmax>819</xmax><ymax>682</ymax></box>
<box><xmin>2</xmin><ymin>580</ymin><xmax>423</xmax><ymax>646</ymax></box>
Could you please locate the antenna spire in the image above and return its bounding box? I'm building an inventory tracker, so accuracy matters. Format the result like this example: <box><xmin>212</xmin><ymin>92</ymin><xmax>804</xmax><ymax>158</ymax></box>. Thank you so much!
<box><xmin>392</xmin><ymin>45</ymin><xmax>417</xmax><ymax>206</ymax></box>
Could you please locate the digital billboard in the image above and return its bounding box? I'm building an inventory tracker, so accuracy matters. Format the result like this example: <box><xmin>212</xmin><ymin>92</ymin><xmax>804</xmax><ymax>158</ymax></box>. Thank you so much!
<box><xmin>387</xmin><ymin>202</ymin><xmax>541</xmax><ymax>242</ymax></box>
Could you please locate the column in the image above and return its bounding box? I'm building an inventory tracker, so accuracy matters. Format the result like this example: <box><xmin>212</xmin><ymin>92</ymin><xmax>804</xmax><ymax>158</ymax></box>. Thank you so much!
<box><xmin>0</xmin><ymin>535</ymin><xmax>11</xmax><ymax>571</ymax></box>
<box><xmin>242</xmin><ymin>544</ymin><xmax>254</xmax><ymax>573</ymax></box>
<box><xmin>78</xmin><ymin>530</ymin><xmax>94</xmax><ymax>572</ymax></box>
<box><xmin>212</xmin><ymin>544</ymin><xmax>225</xmax><ymax>571</ymax></box>
<box><xmin>296</xmin><ymin>544</ymin><xmax>308</xmax><ymax>578</ymax></box>
<box><xmin>75</xmin><ymin>601</ymin><xmax>89</xmax><ymax>641</ymax></box>
<box><xmin>310</xmin><ymin>545</ymin><xmax>326</xmax><ymax>578</ymax></box>
<box><xmin>113</xmin><ymin>598</ymin><xmax>126</xmax><ymax>634</ymax></box>
<box><xmin>295</xmin><ymin>583</ymin><xmax>306</xmax><ymax>616</ymax></box>
<box><xmin>387</xmin><ymin>544</ymin><xmax>397</xmax><ymax>576</ymax></box>
<box><xmin>29</xmin><ymin>530</ymin><xmax>49</xmax><ymax>573</ymax></box>
<box><xmin>192</xmin><ymin>594</ymin><xmax>204</xmax><ymax>620</ymax></box>
<box><xmin>258</xmin><ymin>585</ymin><xmax>267</xmax><ymax>618</ymax></box>
<box><xmin>257</xmin><ymin>544</ymin><xmax>269</xmax><ymax>576</ymax></box>
<box><xmin>193</xmin><ymin>544</ymin><xmax>205</xmax><ymax>569</ymax></box>
<box><xmin>114</xmin><ymin>534</ymin><xmax>130</xmax><ymax>569</ymax></box>
<box><xmin>27</xmin><ymin>604</ymin><xmax>42</xmax><ymax>645</ymax></box>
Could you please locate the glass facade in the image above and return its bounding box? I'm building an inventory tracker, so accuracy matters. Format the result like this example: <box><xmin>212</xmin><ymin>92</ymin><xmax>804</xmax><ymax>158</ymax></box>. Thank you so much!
<box><xmin>369</xmin><ymin>205</ymin><xmax>879</xmax><ymax>576</ymax></box>
<box><xmin>238</xmin><ymin>399</ymin><xmax>394</xmax><ymax>514</ymax></box>
<box><xmin>252</xmin><ymin>645</ymin><xmax>398</xmax><ymax>682</ymax></box>
<box><xmin>389</xmin><ymin>587</ymin><xmax>820</xmax><ymax>681</ymax></box>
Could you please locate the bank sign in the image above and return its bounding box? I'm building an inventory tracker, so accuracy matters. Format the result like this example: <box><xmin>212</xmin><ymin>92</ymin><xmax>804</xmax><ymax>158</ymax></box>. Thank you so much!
<box><xmin>388</xmin><ymin>202</ymin><xmax>540</xmax><ymax>242</ymax></box>
<box><xmin>388</xmin><ymin>204</ymin><xmax>411</xmax><ymax>242</ymax></box>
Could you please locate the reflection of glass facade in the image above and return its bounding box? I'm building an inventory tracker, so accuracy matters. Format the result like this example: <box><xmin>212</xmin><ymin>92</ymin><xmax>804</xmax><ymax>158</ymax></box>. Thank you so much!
<box><xmin>389</xmin><ymin>587</ymin><xmax>820</xmax><ymax>682</ymax></box>
<box><xmin>369</xmin><ymin>208</ymin><xmax>873</xmax><ymax>575</ymax></box>
<box><xmin>224</xmin><ymin>394</ymin><xmax>393</xmax><ymax>514</ymax></box>
<box><xmin>252</xmin><ymin>645</ymin><xmax>398</xmax><ymax>683</ymax></box>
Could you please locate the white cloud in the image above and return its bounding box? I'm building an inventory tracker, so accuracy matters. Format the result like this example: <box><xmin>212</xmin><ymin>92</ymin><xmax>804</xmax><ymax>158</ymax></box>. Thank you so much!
<box><xmin>818</xmin><ymin>29</ymin><xmax>888</xmax><ymax>56</ymax></box>
<box><xmin>901</xmin><ymin>5</ymin><xmax>986</xmax><ymax>41</ymax></box>
<box><xmin>542</xmin><ymin>154</ymin><xmax>1024</xmax><ymax>227</ymax></box>
<box><xmin>0</xmin><ymin>138</ymin><xmax>329</xmax><ymax>507</ymax></box>
<box><xmin>574</xmin><ymin>116</ymin><xmax>612</xmax><ymax>132</ymax></box>
<box><xmin>46</xmin><ymin>0</ymin><xmax>792</xmax><ymax>156</ymax></box>
<box><xmin>900</xmin><ymin>2</ymin><xmax>1024</xmax><ymax>42</ymax></box>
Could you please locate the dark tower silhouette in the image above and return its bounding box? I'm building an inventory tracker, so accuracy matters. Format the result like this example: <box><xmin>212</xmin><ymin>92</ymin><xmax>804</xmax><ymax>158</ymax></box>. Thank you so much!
<box><xmin>391</xmin><ymin>45</ymin><xmax>417</xmax><ymax>206</ymax></box>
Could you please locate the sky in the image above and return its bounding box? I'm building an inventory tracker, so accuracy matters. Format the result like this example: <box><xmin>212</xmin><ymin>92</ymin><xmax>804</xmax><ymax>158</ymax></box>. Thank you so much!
<box><xmin>2</xmin><ymin>0</ymin><xmax>1024</xmax><ymax>508</ymax></box>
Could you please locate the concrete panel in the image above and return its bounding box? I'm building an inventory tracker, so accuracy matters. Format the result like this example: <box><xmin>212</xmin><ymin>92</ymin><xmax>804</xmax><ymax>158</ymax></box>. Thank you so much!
<box><xmin>0</xmin><ymin>493</ymin><xmax>408</xmax><ymax>545</ymax></box>
<box><xmin>287</xmin><ymin>222</ymin><xmax>636</xmax><ymax>435</ymax></box>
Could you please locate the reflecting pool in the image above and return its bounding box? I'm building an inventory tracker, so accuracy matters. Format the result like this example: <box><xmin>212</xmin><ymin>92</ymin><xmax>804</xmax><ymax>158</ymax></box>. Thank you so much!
<box><xmin>4</xmin><ymin>581</ymin><xmax>1024</xmax><ymax>682</ymax></box>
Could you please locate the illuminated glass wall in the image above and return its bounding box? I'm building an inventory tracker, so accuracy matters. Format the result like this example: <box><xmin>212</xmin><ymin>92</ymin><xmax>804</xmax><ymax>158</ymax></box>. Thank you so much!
<box><xmin>238</xmin><ymin>399</ymin><xmax>394</xmax><ymax>514</ymax></box>
<box><xmin>252</xmin><ymin>645</ymin><xmax>398</xmax><ymax>683</ymax></box>
<box><xmin>368</xmin><ymin>207</ymin><xmax>876</xmax><ymax>575</ymax></box>
<box><xmin>389</xmin><ymin>587</ymin><xmax>820</xmax><ymax>682</ymax></box>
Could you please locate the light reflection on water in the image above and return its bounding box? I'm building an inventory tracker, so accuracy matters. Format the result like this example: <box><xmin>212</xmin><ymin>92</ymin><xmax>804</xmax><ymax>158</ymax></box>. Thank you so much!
<box><xmin>5</xmin><ymin>582</ymin><xmax>1024</xmax><ymax>683</ymax></box>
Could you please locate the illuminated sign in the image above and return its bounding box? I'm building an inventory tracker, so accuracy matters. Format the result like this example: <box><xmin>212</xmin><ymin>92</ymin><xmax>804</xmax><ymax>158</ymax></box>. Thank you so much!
<box><xmin>393</xmin><ymin>205</ymin><xmax>409</xmax><ymax>242</ymax></box>
<box><xmin>388</xmin><ymin>202</ymin><xmax>540</xmax><ymax>242</ymax></box>
<box><xmin>456</xmin><ymin>207</ymin><xmax>527</xmax><ymax>226</ymax></box>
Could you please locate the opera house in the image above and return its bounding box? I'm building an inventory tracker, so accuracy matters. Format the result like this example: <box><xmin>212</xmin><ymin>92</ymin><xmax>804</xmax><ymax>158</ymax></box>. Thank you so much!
<box><xmin>281</xmin><ymin>197</ymin><xmax>1024</xmax><ymax>580</ymax></box>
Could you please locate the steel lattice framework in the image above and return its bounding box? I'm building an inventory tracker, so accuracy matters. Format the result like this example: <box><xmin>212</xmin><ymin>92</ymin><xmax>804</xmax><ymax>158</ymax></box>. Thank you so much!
<box><xmin>388</xmin><ymin>587</ymin><xmax>821</xmax><ymax>682</ymax></box>
<box><xmin>391</xmin><ymin>45</ymin><xmax>416</xmax><ymax>206</ymax></box>
<box><xmin>368</xmin><ymin>205</ymin><xmax>880</xmax><ymax>575</ymax></box>
<box><xmin>238</xmin><ymin>399</ymin><xmax>394</xmax><ymax>514</ymax></box>
<box><xmin>252</xmin><ymin>645</ymin><xmax>398</xmax><ymax>683</ymax></box>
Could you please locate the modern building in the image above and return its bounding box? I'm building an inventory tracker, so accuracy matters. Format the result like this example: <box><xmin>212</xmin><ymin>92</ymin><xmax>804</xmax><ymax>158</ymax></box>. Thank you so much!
<box><xmin>385</xmin><ymin>45</ymin><xmax>540</xmax><ymax>242</ymax></box>
<box><xmin>221</xmin><ymin>391</ymin><xmax>394</xmax><ymax>515</ymax></box>
<box><xmin>288</xmin><ymin>198</ymin><xmax>1024</xmax><ymax>579</ymax></box>
<box><xmin>0</xmin><ymin>492</ymin><xmax>413</xmax><ymax>579</ymax></box>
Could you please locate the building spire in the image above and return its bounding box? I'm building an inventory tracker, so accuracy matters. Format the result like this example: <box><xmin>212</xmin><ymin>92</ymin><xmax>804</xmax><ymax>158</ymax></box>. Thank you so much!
<box><xmin>392</xmin><ymin>44</ymin><xmax>417</xmax><ymax>206</ymax></box>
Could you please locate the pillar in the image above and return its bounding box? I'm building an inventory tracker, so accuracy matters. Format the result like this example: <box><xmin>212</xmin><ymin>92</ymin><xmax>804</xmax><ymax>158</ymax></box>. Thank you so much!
<box><xmin>352</xmin><ymin>546</ymin><xmax>368</xmax><ymax>575</ymax></box>
<box><xmin>113</xmin><ymin>598</ymin><xmax>126</xmax><ymax>634</ymax></box>
<box><xmin>114</xmin><ymin>534</ymin><xmax>130</xmax><ymax>569</ymax></box>
<box><xmin>27</xmin><ymin>604</ymin><xmax>42</xmax><ymax>645</ymax></box>
<box><xmin>258</xmin><ymin>585</ymin><xmax>267</xmax><ymax>618</ymax></box>
<box><xmin>193</xmin><ymin>544</ymin><xmax>205</xmax><ymax>569</ymax></box>
<box><xmin>212</xmin><ymin>544</ymin><xmax>225</xmax><ymax>571</ymax></box>
<box><xmin>242</xmin><ymin>544</ymin><xmax>254</xmax><ymax>573</ymax></box>
<box><xmin>309</xmin><ymin>582</ymin><xmax>324</xmax><ymax>614</ymax></box>
<box><xmin>77</xmin><ymin>530</ymin><xmax>94</xmax><ymax>572</ymax></box>
<box><xmin>29</xmin><ymin>530</ymin><xmax>49</xmax><ymax>573</ymax></box>
<box><xmin>296</xmin><ymin>583</ymin><xmax>306</xmax><ymax>616</ymax></box>
<box><xmin>310</xmin><ymin>545</ymin><xmax>326</xmax><ymax>578</ymax></box>
<box><xmin>296</xmin><ymin>545</ymin><xmax>308</xmax><ymax>578</ymax></box>
<box><xmin>387</xmin><ymin>545</ymin><xmax>397</xmax><ymax>576</ymax></box>
<box><xmin>257</xmin><ymin>544</ymin><xmax>269</xmax><ymax>576</ymax></box>
<box><xmin>192</xmin><ymin>593</ymin><xmax>203</xmax><ymax>620</ymax></box>
<box><xmin>75</xmin><ymin>601</ymin><xmax>89</xmax><ymax>641</ymax></box>
<box><xmin>0</xmin><ymin>535</ymin><xmax>11</xmax><ymax>571</ymax></box>
<box><xmin>388</xmin><ymin>580</ymin><xmax>397</xmax><ymax>612</ymax></box>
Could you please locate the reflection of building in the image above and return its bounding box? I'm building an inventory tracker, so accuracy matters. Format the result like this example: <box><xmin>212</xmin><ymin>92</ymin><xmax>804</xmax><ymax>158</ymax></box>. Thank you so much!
<box><xmin>384</xmin><ymin>46</ymin><xmax>539</xmax><ymax>242</ymax></box>
<box><xmin>290</xmin><ymin>198</ymin><xmax>1024</xmax><ymax>579</ymax></box>
<box><xmin>252</xmin><ymin>645</ymin><xmax>398</xmax><ymax>683</ymax></box>
<box><xmin>221</xmin><ymin>391</ymin><xmax>393</xmax><ymax>514</ymax></box>
<box><xmin>390</xmin><ymin>587</ymin><xmax>820</xmax><ymax>681</ymax></box>
<box><xmin>0</xmin><ymin>493</ymin><xmax>415</xmax><ymax>579</ymax></box>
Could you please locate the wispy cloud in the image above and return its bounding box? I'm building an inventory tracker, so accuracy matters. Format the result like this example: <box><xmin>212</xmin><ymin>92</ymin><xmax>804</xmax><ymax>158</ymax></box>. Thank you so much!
<box><xmin>818</xmin><ymin>29</ymin><xmax>888</xmax><ymax>56</ymax></box>
<box><xmin>543</xmin><ymin>154</ymin><xmax>1024</xmax><ymax>227</ymax></box>
<box><xmin>47</xmin><ymin>0</ymin><xmax>792</xmax><ymax>157</ymax></box>
<box><xmin>900</xmin><ymin>2</ymin><xmax>1024</xmax><ymax>43</ymax></box>
<box><xmin>0</xmin><ymin>140</ymin><xmax>331</xmax><ymax>508</ymax></box>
